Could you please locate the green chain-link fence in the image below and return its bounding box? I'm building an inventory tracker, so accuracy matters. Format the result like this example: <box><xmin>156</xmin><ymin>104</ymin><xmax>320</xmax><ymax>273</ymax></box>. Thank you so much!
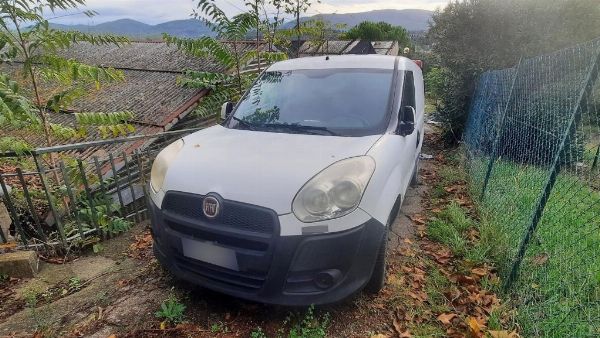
<box><xmin>464</xmin><ymin>38</ymin><xmax>600</xmax><ymax>337</ymax></box>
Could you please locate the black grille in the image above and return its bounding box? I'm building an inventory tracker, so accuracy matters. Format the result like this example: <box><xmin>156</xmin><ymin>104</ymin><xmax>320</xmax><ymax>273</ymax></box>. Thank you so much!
<box><xmin>162</xmin><ymin>192</ymin><xmax>276</xmax><ymax>234</ymax></box>
<box><xmin>174</xmin><ymin>254</ymin><xmax>266</xmax><ymax>291</ymax></box>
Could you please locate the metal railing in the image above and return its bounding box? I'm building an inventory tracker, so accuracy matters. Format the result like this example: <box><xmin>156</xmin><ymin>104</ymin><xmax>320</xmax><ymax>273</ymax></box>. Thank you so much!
<box><xmin>464</xmin><ymin>38</ymin><xmax>600</xmax><ymax>337</ymax></box>
<box><xmin>0</xmin><ymin>126</ymin><xmax>210</xmax><ymax>252</ymax></box>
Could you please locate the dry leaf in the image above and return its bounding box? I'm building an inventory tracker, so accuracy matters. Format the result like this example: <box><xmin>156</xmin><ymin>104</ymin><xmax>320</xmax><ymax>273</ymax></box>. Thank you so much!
<box><xmin>370</xmin><ymin>335</ymin><xmax>390</xmax><ymax>338</ymax></box>
<box><xmin>437</xmin><ymin>313</ymin><xmax>457</xmax><ymax>325</ymax></box>
<box><xmin>532</xmin><ymin>253</ymin><xmax>549</xmax><ymax>265</ymax></box>
<box><xmin>488</xmin><ymin>331</ymin><xmax>520</xmax><ymax>338</ymax></box>
<box><xmin>471</xmin><ymin>267</ymin><xmax>488</xmax><ymax>277</ymax></box>
<box><xmin>107</xmin><ymin>335</ymin><xmax>117</xmax><ymax>338</ymax></box>
<box><xmin>467</xmin><ymin>317</ymin><xmax>483</xmax><ymax>337</ymax></box>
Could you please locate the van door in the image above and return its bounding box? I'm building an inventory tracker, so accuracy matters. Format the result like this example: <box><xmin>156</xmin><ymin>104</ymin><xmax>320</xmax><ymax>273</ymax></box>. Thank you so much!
<box><xmin>398</xmin><ymin>71</ymin><xmax>419</xmax><ymax>192</ymax></box>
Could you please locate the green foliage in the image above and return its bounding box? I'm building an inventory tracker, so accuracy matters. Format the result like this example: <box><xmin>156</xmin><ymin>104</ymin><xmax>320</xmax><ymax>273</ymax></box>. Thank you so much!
<box><xmin>250</xmin><ymin>327</ymin><xmax>267</xmax><ymax>338</ymax></box>
<box><xmin>68</xmin><ymin>277</ymin><xmax>82</xmax><ymax>291</ymax></box>
<box><xmin>0</xmin><ymin>0</ymin><xmax>132</xmax><ymax>150</ymax></box>
<box><xmin>210</xmin><ymin>321</ymin><xmax>229</xmax><ymax>333</ymax></box>
<box><xmin>166</xmin><ymin>0</ymin><xmax>288</xmax><ymax>119</ymax></box>
<box><xmin>155</xmin><ymin>296</ymin><xmax>186</xmax><ymax>324</ymax></box>
<box><xmin>343</xmin><ymin>21</ymin><xmax>411</xmax><ymax>46</ymax></box>
<box><xmin>425</xmin><ymin>67</ymin><xmax>449</xmax><ymax>100</ymax></box>
<box><xmin>0</xmin><ymin>73</ymin><xmax>40</xmax><ymax>129</ymax></box>
<box><xmin>427</xmin><ymin>0</ymin><xmax>600</xmax><ymax>142</ymax></box>
<box><xmin>0</xmin><ymin>136</ymin><xmax>33</xmax><ymax>155</ymax></box>
<box><xmin>288</xmin><ymin>305</ymin><xmax>329</xmax><ymax>338</ymax></box>
<box><xmin>299</xmin><ymin>19</ymin><xmax>346</xmax><ymax>45</ymax></box>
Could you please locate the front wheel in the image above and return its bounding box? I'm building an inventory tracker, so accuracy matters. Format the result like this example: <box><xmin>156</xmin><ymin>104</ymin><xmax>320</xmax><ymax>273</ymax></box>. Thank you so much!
<box><xmin>410</xmin><ymin>157</ymin><xmax>421</xmax><ymax>187</ymax></box>
<box><xmin>364</xmin><ymin>231</ymin><xmax>387</xmax><ymax>294</ymax></box>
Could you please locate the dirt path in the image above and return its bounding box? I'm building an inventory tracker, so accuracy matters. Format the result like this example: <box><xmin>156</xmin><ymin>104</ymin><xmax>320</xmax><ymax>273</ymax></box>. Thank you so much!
<box><xmin>0</xmin><ymin>124</ymin><xmax>506</xmax><ymax>338</ymax></box>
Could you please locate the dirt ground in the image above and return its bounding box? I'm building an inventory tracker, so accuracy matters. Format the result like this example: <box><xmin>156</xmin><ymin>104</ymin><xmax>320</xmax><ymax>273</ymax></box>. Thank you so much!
<box><xmin>0</xmin><ymin>124</ymin><xmax>507</xmax><ymax>338</ymax></box>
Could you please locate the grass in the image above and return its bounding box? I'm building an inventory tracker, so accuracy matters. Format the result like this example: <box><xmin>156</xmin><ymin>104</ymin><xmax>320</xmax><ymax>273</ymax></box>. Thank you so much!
<box><xmin>466</xmin><ymin>156</ymin><xmax>600</xmax><ymax>337</ymax></box>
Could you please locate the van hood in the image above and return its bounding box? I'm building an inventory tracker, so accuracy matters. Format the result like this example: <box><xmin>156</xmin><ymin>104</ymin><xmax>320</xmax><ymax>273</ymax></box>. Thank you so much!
<box><xmin>162</xmin><ymin>125</ymin><xmax>381</xmax><ymax>215</ymax></box>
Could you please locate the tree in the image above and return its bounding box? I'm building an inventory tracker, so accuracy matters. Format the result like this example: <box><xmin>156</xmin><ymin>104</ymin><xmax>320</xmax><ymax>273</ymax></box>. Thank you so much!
<box><xmin>284</xmin><ymin>0</ymin><xmax>320</xmax><ymax>57</ymax></box>
<box><xmin>0</xmin><ymin>0</ymin><xmax>132</xmax><ymax>153</ymax></box>
<box><xmin>260</xmin><ymin>0</ymin><xmax>286</xmax><ymax>51</ymax></box>
<box><xmin>301</xmin><ymin>19</ymin><xmax>345</xmax><ymax>46</ymax></box>
<box><xmin>343</xmin><ymin>21</ymin><xmax>411</xmax><ymax>47</ymax></box>
<box><xmin>427</xmin><ymin>0</ymin><xmax>600</xmax><ymax>142</ymax></box>
<box><xmin>165</xmin><ymin>0</ymin><xmax>287</xmax><ymax>118</ymax></box>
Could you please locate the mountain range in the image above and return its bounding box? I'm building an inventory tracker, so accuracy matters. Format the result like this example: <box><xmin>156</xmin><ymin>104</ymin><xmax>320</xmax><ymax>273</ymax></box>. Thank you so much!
<box><xmin>49</xmin><ymin>19</ymin><xmax>215</xmax><ymax>38</ymax></box>
<box><xmin>284</xmin><ymin>9</ymin><xmax>433</xmax><ymax>32</ymax></box>
<box><xmin>49</xmin><ymin>9</ymin><xmax>433</xmax><ymax>39</ymax></box>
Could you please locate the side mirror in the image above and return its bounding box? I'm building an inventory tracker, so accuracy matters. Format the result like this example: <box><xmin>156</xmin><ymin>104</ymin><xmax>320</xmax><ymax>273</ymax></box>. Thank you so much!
<box><xmin>398</xmin><ymin>106</ymin><xmax>415</xmax><ymax>136</ymax></box>
<box><xmin>221</xmin><ymin>102</ymin><xmax>234</xmax><ymax>120</ymax></box>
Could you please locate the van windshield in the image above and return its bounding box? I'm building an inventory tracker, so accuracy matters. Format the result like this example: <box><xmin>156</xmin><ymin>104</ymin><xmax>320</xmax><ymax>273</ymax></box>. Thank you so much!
<box><xmin>226</xmin><ymin>69</ymin><xmax>394</xmax><ymax>137</ymax></box>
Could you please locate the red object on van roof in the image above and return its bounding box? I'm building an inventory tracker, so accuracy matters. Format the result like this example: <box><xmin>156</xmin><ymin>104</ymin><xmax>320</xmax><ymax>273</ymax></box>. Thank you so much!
<box><xmin>413</xmin><ymin>60</ymin><xmax>424</xmax><ymax>69</ymax></box>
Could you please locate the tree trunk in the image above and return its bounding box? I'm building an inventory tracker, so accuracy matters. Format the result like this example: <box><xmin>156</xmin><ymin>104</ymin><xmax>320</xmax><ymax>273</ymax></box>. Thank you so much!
<box><xmin>255</xmin><ymin>1</ymin><xmax>261</xmax><ymax>72</ymax></box>
<box><xmin>296</xmin><ymin>2</ymin><xmax>301</xmax><ymax>58</ymax></box>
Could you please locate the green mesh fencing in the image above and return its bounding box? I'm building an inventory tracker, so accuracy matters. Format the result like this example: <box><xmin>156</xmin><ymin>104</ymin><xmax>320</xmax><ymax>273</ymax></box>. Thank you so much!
<box><xmin>464</xmin><ymin>38</ymin><xmax>600</xmax><ymax>337</ymax></box>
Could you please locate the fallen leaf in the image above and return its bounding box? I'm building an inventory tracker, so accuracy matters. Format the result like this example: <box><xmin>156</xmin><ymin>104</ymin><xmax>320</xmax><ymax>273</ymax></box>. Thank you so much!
<box><xmin>160</xmin><ymin>321</ymin><xmax>167</xmax><ymax>330</ymax></box>
<box><xmin>370</xmin><ymin>335</ymin><xmax>390</xmax><ymax>338</ymax></box>
<box><xmin>471</xmin><ymin>267</ymin><xmax>488</xmax><ymax>277</ymax></box>
<box><xmin>488</xmin><ymin>331</ymin><xmax>520</xmax><ymax>338</ymax></box>
<box><xmin>532</xmin><ymin>253</ymin><xmax>549</xmax><ymax>266</ymax></box>
<box><xmin>107</xmin><ymin>334</ymin><xmax>117</xmax><ymax>338</ymax></box>
<box><xmin>437</xmin><ymin>313</ymin><xmax>457</xmax><ymax>325</ymax></box>
<box><xmin>467</xmin><ymin>317</ymin><xmax>483</xmax><ymax>337</ymax></box>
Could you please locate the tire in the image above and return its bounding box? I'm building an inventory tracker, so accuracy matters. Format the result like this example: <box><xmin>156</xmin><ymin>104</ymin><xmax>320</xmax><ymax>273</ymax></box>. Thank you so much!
<box><xmin>410</xmin><ymin>157</ymin><xmax>420</xmax><ymax>187</ymax></box>
<box><xmin>364</xmin><ymin>231</ymin><xmax>388</xmax><ymax>294</ymax></box>
<box><xmin>364</xmin><ymin>197</ymin><xmax>402</xmax><ymax>294</ymax></box>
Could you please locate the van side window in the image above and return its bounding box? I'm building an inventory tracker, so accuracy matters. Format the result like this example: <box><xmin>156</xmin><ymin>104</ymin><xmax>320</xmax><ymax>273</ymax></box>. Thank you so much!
<box><xmin>400</xmin><ymin>71</ymin><xmax>416</xmax><ymax>110</ymax></box>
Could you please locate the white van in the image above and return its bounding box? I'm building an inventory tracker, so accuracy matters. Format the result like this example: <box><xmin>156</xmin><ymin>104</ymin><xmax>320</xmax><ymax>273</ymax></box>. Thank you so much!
<box><xmin>148</xmin><ymin>55</ymin><xmax>424</xmax><ymax>305</ymax></box>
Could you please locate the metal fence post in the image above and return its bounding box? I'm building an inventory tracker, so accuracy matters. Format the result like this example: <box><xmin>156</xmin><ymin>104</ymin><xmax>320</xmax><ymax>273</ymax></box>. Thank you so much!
<box><xmin>77</xmin><ymin>159</ymin><xmax>100</xmax><ymax>236</ymax></box>
<box><xmin>0</xmin><ymin>175</ymin><xmax>27</xmax><ymax>245</ymax></box>
<box><xmin>592</xmin><ymin>144</ymin><xmax>600</xmax><ymax>172</ymax></box>
<box><xmin>15</xmin><ymin>168</ymin><xmax>46</xmax><ymax>241</ymax></box>
<box><xmin>504</xmin><ymin>48</ymin><xmax>600</xmax><ymax>291</ymax></box>
<box><xmin>481</xmin><ymin>58</ymin><xmax>523</xmax><ymax>200</ymax></box>
<box><xmin>33</xmin><ymin>154</ymin><xmax>66</xmax><ymax>245</ymax></box>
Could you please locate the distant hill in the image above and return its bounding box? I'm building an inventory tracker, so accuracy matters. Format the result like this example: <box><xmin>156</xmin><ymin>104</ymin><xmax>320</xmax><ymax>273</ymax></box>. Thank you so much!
<box><xmin>283</xmin><ymin>9</ymin><xmax>433</xmax><ymax>32</ymax></box>
<box><xmin>50</xmin><ymin>19</ymin><xmax>215</xmax><ymax>39</ymax></box>
<box><xmin>49</xmin><ymin>9</ymin><xmax>433</xmax><ymax>39</ymax></box>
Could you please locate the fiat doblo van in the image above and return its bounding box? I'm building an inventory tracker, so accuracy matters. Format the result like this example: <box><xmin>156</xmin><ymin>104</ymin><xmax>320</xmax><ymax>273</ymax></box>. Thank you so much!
<box><xmin>148</xmin><ymin>55</ymin><xmax>424</xmax><ymax>305</ymax></box>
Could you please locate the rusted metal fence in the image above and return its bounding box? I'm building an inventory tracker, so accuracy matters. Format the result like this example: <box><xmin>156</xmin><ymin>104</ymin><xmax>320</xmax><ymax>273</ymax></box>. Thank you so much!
<box><xmin>0</xmin><ymin>127</ymin><xmax>204</xmax><ymax>252</ymax></box>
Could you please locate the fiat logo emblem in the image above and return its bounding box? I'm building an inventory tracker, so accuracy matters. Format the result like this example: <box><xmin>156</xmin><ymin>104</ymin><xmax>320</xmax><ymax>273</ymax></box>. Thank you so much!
<box><xmin>202</xmin><ymin>195</ymin><xmax>220</xmax><ymax>219</ymax></box>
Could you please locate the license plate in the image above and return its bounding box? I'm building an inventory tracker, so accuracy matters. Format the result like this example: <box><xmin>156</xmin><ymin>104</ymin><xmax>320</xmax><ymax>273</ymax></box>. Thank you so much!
<box><xmin>181</xmin><ymin>238</ymin><xmax>239</xmax><ymax>271</ymax></box>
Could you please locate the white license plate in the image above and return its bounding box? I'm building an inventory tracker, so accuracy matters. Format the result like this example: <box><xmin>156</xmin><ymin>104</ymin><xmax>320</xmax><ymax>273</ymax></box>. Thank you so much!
<box><xmin>181</xmin><ymin>238</ymin><xmax>239</xmax><ymax>271</ymax></box>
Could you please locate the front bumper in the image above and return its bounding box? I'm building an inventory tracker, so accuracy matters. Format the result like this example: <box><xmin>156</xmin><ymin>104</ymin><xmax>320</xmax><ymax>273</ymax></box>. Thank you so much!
<box><xmin>148</xmin><ymin>192</ymin><xmax>385</xmax><ymax>306</ymax></box>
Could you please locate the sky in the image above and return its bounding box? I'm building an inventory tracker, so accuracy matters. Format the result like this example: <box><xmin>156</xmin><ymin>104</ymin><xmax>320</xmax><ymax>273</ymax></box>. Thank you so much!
<box><xmin>49</xmin><ymin>0</ymin><xmax>451</xmax><ymax>25</ymax></box>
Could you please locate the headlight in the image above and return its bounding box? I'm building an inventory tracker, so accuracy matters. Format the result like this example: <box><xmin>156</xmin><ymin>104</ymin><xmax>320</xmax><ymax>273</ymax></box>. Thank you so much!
<box><xmin>292</xmin><ymin>156</ymin><xmax>376</xmax><ymax>222</ymax></box>
<box><xmin>150</xmin><ymin>139</ymin><xmax>184</xmax><ymax>192</ymax></box>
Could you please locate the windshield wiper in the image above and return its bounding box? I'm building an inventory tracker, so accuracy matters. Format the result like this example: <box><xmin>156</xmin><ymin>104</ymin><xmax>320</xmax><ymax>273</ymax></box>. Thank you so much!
<box><xmin>231</xmin><ymin>116</ymin><xmax>257</xmax><ymax>131</ymax></box>
<box><xmin>261</xmin><ymin>123</ymin><xmax>340</xmax><ymax>136</ymax></box>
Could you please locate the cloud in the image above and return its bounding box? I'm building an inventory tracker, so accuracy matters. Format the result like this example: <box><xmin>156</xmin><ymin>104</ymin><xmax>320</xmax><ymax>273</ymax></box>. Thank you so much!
<box><xmin>48</xmin><ymin>0</ymin><xmax>450</xmax><ymax>25</ymax></box>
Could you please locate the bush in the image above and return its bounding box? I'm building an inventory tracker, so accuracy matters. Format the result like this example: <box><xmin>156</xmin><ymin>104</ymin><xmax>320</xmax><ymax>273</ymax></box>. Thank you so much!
<box><xmin>427</xmin><ymin>0</ymin><xmax>600</xmax><ymax>143</ymax></box>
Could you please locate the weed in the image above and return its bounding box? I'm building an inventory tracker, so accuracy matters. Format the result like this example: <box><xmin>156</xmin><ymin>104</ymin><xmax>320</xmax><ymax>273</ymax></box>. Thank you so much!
<box><xmin>0</xmin><ymin>273</ymin><xmax>8</xmax><ymax>284</ymax></box>
<box><xmin>155</xmin><ymin>295</ymin><xmax>186</xmax><ymax>324</ymax></box>
<box><xmin>250</xmin><ymin>327</ymin><xmax>268</xmax><ymax>338</ymax></box>
<box><xmin>210</xmin><ymin>321</ymin><xmax>228</xmax><ymax>333</ymax></box>
<box><xmin>68</xmin><ymin>277</ymin><xmax>82</xmax><ymax>292</ymax></box>
<box><xmin>288</xmin><ymin>305</ymin><xmax>329</xmax><ymax>338</ymax></box>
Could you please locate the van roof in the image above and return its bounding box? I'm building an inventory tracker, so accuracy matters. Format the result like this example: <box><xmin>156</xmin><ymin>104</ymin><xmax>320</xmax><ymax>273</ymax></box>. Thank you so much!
<box><xmin>268</xmin><ymin>54</ymin><xmax>419</xmax><ymax>72</ymax></box>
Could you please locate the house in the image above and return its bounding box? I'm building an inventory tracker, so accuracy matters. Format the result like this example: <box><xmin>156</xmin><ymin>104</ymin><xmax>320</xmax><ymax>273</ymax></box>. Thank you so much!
<box><xmin>292</xmin><ymin>40</ymin><xmax>399</xmax><ymax>58</ymax></box>
<box><xmin>371</xmin><ymin>41</ymin><xmax>400</xmax><ymax>56</ymax></box>
<box><xmin>1</xmin><ymin>40</ymin><xmax>271</xmax><ymax>161</ymax></box>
